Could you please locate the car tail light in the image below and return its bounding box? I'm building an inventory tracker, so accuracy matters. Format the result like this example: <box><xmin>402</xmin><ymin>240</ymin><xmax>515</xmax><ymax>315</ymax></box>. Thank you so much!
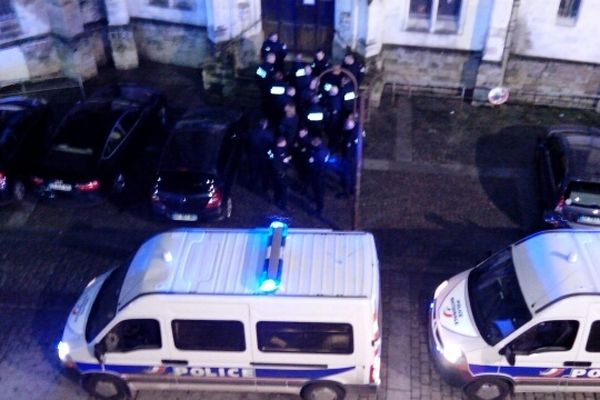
<box><xmin>369</xmin><ymin>349</ymin><xmax>381</xmax><ymax>384</ymax></box>
<box><xmin>206</xmin><ymin>188</ymin><xmax>223</xmax><ymax>209</ymax></box>
<box><xmin>31</xmin><ymin>176</ymin><xmax>44</xmax><ymax>186</ymax></box>
<box><xmin>555</xmin><ymin>195</ymin><xmax>565</xmax><ymax>212</ymax></box>
<box><xmin>75</xmin><ymin>180</ymin><xmax>100</xmax><ymax>192</ymax></box>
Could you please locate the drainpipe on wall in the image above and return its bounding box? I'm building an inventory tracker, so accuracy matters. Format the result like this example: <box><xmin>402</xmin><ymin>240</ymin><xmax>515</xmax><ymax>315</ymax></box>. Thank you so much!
<box><xmin>499</xmin><ymin>0</ymin><xmax>520</xmax><ymax>86</ymax></box>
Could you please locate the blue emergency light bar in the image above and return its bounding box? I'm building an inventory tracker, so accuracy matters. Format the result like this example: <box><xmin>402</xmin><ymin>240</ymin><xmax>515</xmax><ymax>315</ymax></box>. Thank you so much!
<box><xmin>258</xmin><ymin>222</ymin><xmax>288</xmax><ymax>293</ymax></box>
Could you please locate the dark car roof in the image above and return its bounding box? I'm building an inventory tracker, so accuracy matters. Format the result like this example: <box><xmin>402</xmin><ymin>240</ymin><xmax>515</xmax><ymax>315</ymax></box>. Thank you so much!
<box><xmin>549</xmin><ymin>125</ymin><xmax>600</xmax><ymax>182</ymax></box>
<box><xmin>160</xmin><ymin>107</ymin><xmax>243</xmax><ymax>175</ymax></box>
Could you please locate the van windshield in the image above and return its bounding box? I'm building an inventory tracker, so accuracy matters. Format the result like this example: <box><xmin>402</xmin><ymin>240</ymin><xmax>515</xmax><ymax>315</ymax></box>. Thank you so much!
<box><xmin>85</xmin><ymin>265</ymin><xmax>129</xmax><ymax>343</ymax></box>
<box><xmin>468</xmin><ymin>249</ymin><xmax>531</xmax><ymax>346</ymax></box>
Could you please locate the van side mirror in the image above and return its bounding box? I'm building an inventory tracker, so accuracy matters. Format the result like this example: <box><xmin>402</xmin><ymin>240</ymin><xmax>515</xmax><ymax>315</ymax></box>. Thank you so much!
<box><xmin>94</xmin><ymin>341</ymin><xmax>107</xmax><ymax>365</ymax></box>
<box><xmin>543</xmin><ymin>210</ymin><xmax>566</xmax><ymax>226</ymax></box>
<box><xmin>500</xmin><ymin>345</ymin><xmax>515</xmax><ymax>366</ymax></box>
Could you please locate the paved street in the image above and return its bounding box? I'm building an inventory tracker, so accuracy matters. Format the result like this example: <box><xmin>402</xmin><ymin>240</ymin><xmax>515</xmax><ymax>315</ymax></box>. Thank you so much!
<box><xmin>2</xmin><ymin>62</ymin><xmax>600</xmax><ymax>400</ymax></box>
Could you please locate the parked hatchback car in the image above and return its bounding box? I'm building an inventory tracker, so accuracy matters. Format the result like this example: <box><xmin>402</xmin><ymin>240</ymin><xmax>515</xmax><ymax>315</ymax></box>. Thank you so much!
<box><xmin>31</xmin><ymin>84</ymin><xmax>166</xmax><ymax>203</ymax></box>
<box><xmin>0</xmin><ymin>96</ymin><xmax>51</xmax><ymax>205</ymax></box>
<box><xmin>151</xmin><ymin>107</ymin><xmax>246</xmax><ymax>221</ymax></box>
<box><xmin>538</xmin><ymin>125</ymin><xmax>600</xmax><ymax>228</ymax></box>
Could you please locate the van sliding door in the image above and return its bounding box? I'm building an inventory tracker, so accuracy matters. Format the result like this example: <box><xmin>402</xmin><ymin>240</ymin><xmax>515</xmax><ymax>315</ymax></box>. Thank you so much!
<box><xmin>166</xmin><ymin>302</ymin><xmax>255</xmax><ymax>391</ymax></box>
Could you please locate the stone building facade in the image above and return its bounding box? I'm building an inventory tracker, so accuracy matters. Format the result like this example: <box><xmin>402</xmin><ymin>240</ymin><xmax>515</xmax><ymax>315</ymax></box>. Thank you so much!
<box><xmin>2</xmin><ymin>0</ymin><xmax>600</xmax><ymax>109</ymax></box>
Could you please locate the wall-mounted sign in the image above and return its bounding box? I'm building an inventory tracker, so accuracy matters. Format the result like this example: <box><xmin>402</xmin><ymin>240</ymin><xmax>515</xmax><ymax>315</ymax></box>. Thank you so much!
<box><xmin>303</xmin><ymin>0</ymin><xmax>315</xmax><ymax>5</ymax></box>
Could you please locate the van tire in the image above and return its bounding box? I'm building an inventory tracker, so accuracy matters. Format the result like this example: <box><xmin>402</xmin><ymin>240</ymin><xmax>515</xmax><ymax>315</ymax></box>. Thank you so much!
<box><xmin>301</xmin><ymin>382</ymin><xmax>345</xmax><ymax>400</ymax></box>
<box><xmin>82</xmin><ymin>374</ymin><xmax>130</xmax><ymax>400</ymax></box>
<box><xmin>464</xmin><ymin>377</ymin><xmax>511</xmax><ymax>400</ymax></box>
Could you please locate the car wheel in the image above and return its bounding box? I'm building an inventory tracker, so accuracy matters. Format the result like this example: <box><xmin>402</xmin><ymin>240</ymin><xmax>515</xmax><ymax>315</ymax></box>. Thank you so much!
<box><xmin>464</xmin><ymin>377</ymin><xmax>511</xmax><ymax>400</ymax></box>
<box><xmin>301</xmin><ymin>382</ymin><xmax>345</xmax><ymax>400</ymax></box>
<box><xmin>82</xmin><ymin>374</ymin><xmax>130</xmax><ymax>400</ymax></box>
<box><xmin>12</xmin><ymin>180</ymin><xmax>25</xmax><ymax>202</ymax></box>
<box><xmin>224</xmin><ymin>197</ymin><xmax>233</xmax><ymax>219</ymax></box>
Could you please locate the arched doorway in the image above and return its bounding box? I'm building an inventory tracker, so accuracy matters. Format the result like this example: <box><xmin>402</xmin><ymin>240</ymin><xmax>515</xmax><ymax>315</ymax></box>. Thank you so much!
<box><xmin>261</xmin><ymin>0</ymin><xmax>334</xmax><ymax>54</ymax></box>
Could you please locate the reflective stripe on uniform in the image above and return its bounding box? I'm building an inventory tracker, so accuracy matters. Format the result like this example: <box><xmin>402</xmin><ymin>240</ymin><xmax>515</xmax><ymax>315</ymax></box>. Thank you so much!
<box><xmin>307</xmin><ymin>112</ymin><xmax>324</xmax><ymax>121</ymax></box>
<box><xmin>344</xmin><ymin>92</ymin><xmax>356</xmax><ymax>101</ymax></box>
<box><xmin>256</xmin><ymin>67</ymin><xmax>267</xmax><ymax>78</ymax></box>
<box><xmin>270</xmin><ymin>86</ymin><xmax>285</xmax><ymax>95</ymax></box>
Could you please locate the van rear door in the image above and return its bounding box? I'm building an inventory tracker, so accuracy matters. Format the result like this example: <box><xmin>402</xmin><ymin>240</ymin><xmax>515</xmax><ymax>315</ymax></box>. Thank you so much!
<box><xmin>166</xmin><ymin>301</ymin><xmax>256</xmax><ymax>391</ymax></box>
<box><xmin>565</xmin><ymin>304</ymin><xmax>600</xmax><ymax>392</ymax></box>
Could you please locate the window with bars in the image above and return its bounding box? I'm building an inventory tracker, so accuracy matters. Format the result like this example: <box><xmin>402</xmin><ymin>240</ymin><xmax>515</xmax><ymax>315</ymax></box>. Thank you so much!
<box><xmin>407</xmin><ymin>0</ymin><xmax>462</xmax><ymax>33</ymax></box>
<box><xmin>148</xmin><ymin>0</ymin><xmax>195</xmax><ymax>11</ymax></box>
<box><xmin>557</xmin><ymin>0</ymin><xmax>580</xmax><ymax>26</ymax></box>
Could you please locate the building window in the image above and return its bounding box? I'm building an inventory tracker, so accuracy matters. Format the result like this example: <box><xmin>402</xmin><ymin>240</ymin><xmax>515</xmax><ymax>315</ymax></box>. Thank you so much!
<box><xmin>557</xmin><ymin>0</ymin><xmax>580</xmax><ymax>25</ymax></box>
<box><xmin>0</xmin><ymin>2</ymin><xmax>21</xmax><ymax>42</ymax></box>
<box><xmin>406</xmin><ymin>0</ymin><xmax>462</xmax><ymax>33</ymax></box>
<box><xmin>148</xmin><ymin>0</ymin><xmax>195</xmax><ymax>11</ymax></box>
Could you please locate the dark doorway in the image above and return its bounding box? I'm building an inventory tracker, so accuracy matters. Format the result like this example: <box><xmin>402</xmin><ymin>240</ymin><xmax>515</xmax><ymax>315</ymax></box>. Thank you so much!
<box><xmin>261</xmin><ymin>0</ymin><xmax>334</xmax><ymax>54</ymax></box>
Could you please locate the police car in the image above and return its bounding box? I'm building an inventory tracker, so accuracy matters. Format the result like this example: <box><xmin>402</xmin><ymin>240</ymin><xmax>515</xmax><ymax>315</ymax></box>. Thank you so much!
<box><xmin>58</xmin><ymin>222</ymin><xmax>381</xmax><ymax>400</ymax></box>
<box><xmin>429</xmin><ymin>230</ymin><xmax>600</xmax><ymax>400</ymax></box>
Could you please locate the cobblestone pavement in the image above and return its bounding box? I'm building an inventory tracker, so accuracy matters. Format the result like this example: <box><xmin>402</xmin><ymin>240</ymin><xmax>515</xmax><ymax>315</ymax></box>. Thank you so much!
<box><xmin>2</xmin><ymin>62</ymin><xmax>600</xmax><ymax>400</ymax></box>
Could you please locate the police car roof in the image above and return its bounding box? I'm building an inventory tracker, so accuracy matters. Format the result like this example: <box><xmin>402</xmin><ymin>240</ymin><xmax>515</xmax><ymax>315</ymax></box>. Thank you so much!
<box><xmin>512</xmin><ymin>230</ymin><xmax>600</xmax><ymax>314</ymax></box>
<box><xmin>117</xmin><ymin>227</ymin><xmax>378</xmax><ymax>309</ymax></box>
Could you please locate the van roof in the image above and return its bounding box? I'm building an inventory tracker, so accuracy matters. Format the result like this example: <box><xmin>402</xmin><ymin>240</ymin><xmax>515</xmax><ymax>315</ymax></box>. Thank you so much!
<box><xmin>512</xmin><ymin>230</ymin><xmax>600</xmax><ymax>314</ymax></box>
<box><xmin>117</xmin><ymin>227</ymin><xmax>378</xmax><ymax>309</ymax></box>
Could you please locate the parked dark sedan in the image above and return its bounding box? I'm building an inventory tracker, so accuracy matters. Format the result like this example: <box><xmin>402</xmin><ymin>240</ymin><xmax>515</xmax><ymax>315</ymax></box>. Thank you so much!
<box><xmin>538</xmin><ymin>125</ymin><xmax>600</xmax><ymax>228</ymax></box>
<box><xmin>31</xmin><ymin>84</ymin><xmax>166</xmax><ymax>203</ymax></box>
<box><xmin>151</xmin><ymin>107</ymin><xmax>246</xmax><ymax>221</ymax></box>
<box><xmin>0</xmin><ymin>96</ymin><xmax>51</xmax><ymax>205</ymax></box>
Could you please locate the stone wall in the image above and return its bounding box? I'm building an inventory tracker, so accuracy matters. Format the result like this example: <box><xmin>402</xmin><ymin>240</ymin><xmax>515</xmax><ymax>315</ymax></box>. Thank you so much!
<box><xmin>132</xmin><ymin>19</ymin><xmax>209</xmax><ymax>68</ymax></box>
<box><xmin>379</xmin><ymin>45</ymin><xmax>475</xmax><ymax>87</ymax></box>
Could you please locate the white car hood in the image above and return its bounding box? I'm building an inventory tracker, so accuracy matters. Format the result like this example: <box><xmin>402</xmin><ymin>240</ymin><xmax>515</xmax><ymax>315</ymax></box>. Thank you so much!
<box><xmin>65</xmin><ymin>270</ymin><xmax>112</xmax><ymax>338</ymax></box>
<box><xmin>438</xmin><ymin>278</ymin><xmax>478</xmax><ymax>337</ymax></box>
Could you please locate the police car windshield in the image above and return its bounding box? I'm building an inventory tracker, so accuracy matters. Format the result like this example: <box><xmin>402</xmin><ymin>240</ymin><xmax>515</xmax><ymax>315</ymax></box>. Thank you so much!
<box><xmin>468</xmin><ymin>249</ymin><xmax>531</xmax><ymax>346</ymax></box>
<box><xmin>85</xmin><ymin>265</ymin><xmax>128</xmax><ymax>343</ymax></box>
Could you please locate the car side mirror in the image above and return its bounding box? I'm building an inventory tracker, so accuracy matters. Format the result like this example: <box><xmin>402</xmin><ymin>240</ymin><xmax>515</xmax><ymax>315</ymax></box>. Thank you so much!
<box><xmin>500</xmin><ymin>345</ymin><xmax>515</xmax><ymax>366</ymax></box>
<box><xmin>94</xmin><ymin>341</ymin><xmax>107</xmax><ymax>365</ymax></box>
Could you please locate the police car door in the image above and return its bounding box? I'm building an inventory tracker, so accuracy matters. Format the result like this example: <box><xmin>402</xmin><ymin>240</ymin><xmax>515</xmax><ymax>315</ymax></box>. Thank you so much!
<box><xmin>565</xmin><ymin>304</ymin><xmax>600</xmax><ymax>392</ymax></box>
<box><xmin>499</xmin><ymin>319</ymin><xmax>581</xmax><ymax>392</ymax></box>
<box><xmin>95</xmin><ymin>316</ymin><xmax>174</xmax><ymax>389</ymax></box>
<box><xmin>166</xmin><ymin>301</ymin><xmax>255</xmax><ymax>391</ymax></box>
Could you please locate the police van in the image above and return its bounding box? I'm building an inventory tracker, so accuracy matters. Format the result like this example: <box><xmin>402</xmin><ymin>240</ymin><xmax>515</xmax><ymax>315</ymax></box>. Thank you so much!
<box><xmin>429</xmin><ymin>229</ymin><xmax>600</xmax><ymax>400</ymax></box>
<box><xmin>58</xmin><ymin>222</ymin><xmax>381</xmax><ymax>400</ymax></box>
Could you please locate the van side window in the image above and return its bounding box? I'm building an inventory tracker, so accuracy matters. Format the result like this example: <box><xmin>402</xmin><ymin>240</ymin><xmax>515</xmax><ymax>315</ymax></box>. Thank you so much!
<box><xmin>172</xmin><ymin>320</ymin><xmax>245</xmax><ymax>351</ymax></box>
<box><xmin>585</xmin><ymin>321</ymin><xmax>600</xmax><ymax>352</ymax></box>
<box><xmin>103</xmin><ymin>319</ymin><xmax>161</xmax><ymax>353</ymax></box>
<box><xmin>257</xmin><ymin>321</ymin><xmax>353</xmax><ymax>354</ymax></box>
<box><xmin>510</xmin><ymin>320</ymin><xmax>578</xmax><ymax>354</ymax></box>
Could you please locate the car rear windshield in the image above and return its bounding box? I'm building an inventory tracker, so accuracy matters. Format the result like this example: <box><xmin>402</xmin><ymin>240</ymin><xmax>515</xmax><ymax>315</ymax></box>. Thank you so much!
<box><xmin>468</xmin><ymin>248</ymin><xmax>531</xmax><ymax>346</ymax></box>
<box><xmin>566</xmin><ymin>181</ymin><xmax>600</xmax><ymax>208</ymax></box>
<box><xmin>85</xmin><ymin>264</ymin><xmax>129</xmax><ymax>343</ymax></box>
<box><xmin>161</xmin><ymin>128</ymin><xmax>224</xmax><ymax>175</ymax></box>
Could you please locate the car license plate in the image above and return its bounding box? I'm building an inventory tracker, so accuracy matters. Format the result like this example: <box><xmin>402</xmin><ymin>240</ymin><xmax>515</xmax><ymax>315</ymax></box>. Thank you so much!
<box><xmin>578</xmin><ymin>215</ymin><xmax>600</xmax><ymax>225</ymax></box>
<box><xmin>172</xmin><ymin>213</ymin><xmax>198</xmax><ymax>222</ymax></box>
<box><xmin>48</xmin><ymin>181</ymin><xmax>72</xmax><ymax>192</ymax></box>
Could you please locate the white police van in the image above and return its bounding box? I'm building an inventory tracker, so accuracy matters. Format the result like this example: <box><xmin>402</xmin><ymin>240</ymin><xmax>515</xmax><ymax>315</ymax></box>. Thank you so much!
<box><xmin>58</xmin><ymin>222</ymin><xmax>381</xmax><ymax>400</ymax></box>
<box><xmin>429</xmin><ymin>229</ymin><xmax>600</xmax><ymax>400</ymax></box>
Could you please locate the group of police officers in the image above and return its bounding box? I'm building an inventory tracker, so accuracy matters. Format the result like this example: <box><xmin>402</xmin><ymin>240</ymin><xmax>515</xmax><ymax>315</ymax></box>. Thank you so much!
<box><xmin>250</xmin><ymin>32</ymin><xmax>365</xmax><ymax>215</ymax></box>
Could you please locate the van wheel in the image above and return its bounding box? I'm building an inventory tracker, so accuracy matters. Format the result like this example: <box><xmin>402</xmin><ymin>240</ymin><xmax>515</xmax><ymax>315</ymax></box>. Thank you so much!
<box><xmin>12</xmin><ymin>180</ymin><xmax>25</xmax><ymax>202</ymax></box>
<box><xmin>82</xmin><ymin>374</ymin><xmax>130</xmax><ymax>400</ymax></box>
<box><xmin>301</xmin><ymin>382</ymin><xmax>345</xmax><ymax>400</ymax></box>
<box><xmin>464</xmin><ymin>377</ymin><xmax>511</xmax><ymax>400</ymax></box>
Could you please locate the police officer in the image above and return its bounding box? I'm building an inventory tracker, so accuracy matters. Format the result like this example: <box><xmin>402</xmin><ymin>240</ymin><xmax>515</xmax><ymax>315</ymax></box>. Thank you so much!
<box><xmin>248</xmin><ymin>118</ymin><xmax>274</xmax><ymax>193</ymax></box>
<box><xmin>268</xmin><ymin>136</ymin><xmax>292</xmax><ymax>210</ymax></box>
<box><xmin>278</xmin><ymin>103</ymin><xmax>299</xmax><ymax>144</ymax></box>
<box><xmin>339</xmin><ymin>76</ymin><xmax>357</xmax><ymax>119</ymax></box>
<box><xmin>266</xmin><ymin>72</ymin><xmax>288</xmax><ymax>124</ymax></box>
<box><xmin>342</xmin><ymin>52</ymin><xmax>365</xmax><ymax>86</ymax></box>
<box><xmin>275</xmin><ymin>86</ymin><xmax>297</xmax><ymax>122</ymax></box>
<box><xmin>311</xmin><ymin>48</ymin><xmax>331</xmax><ymax>78</ymax></box>
<box><xmin>320</xmin><ymin>64</ymin><xmax>343</xmax><ymax>97</ymax></box>
<box><xmin>323</xmin><ymin>85</ymin><xmax>342</xmax><ymax>152</ymax></box>
<box><xmin>256</xmin><ymin>53</ymin><xmax>277</xmax><ymax>115</ymax></box>
<box><xmin>290</xmin><ymin>127</ymin><xmax>312</xmax><ymax>189</ymax></box>
<box><xmin>261</xmin><ymin>32</ymin><xmax>288</xmax><ymax>73</ymax></box>
<box><xmin>338</xmin><ymin>114</ymin><xmax>361</xmax><ymax>198</ymax></box>
<box><xmin>304</xmin><ymin>95</ymin><xmax>326</xmax><ymax>138</ymax></box>
<box><xmin>307</xmin><ymin>136</ymin><xmax>330</xmax><ymax>215</ymax></box>
<box><xmin>288</xmin><ymin>53</ymin><xmax>307</xmax><ymax>86</ymax></box>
